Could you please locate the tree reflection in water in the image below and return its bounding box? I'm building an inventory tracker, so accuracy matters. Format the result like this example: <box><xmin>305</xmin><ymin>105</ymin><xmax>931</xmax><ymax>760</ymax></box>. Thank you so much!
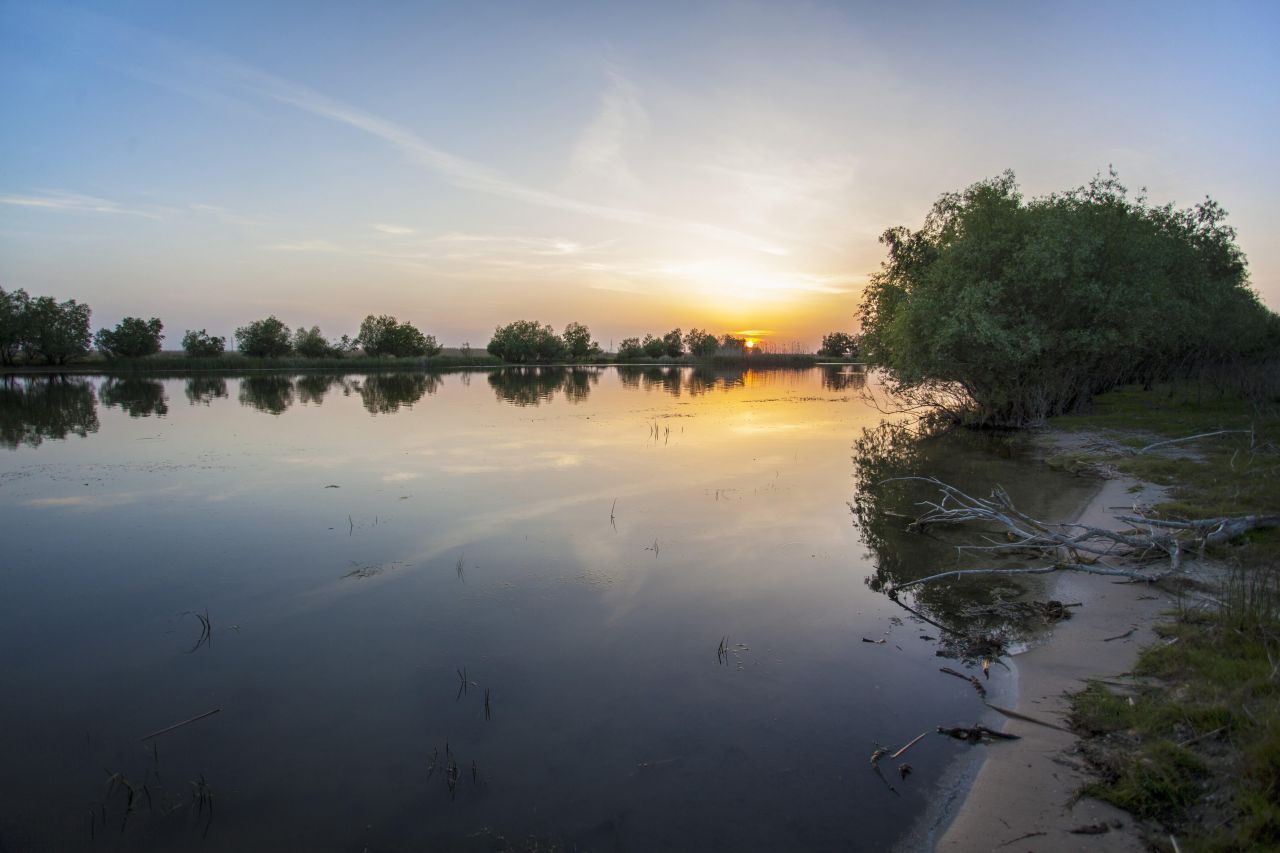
<box><xmin>850</xmin><ymin>418</ymin><xmax>1085</xmax><ymax>660</ymax></box>
<box><xmin>238</xmin><ymin>376</ymin><xmax>295</xmax><ymax>415</ymax></box>
<box><xmin>99</xmin><ymin>377</ymin><xmax>168</xmax><ymax>418</ymax></box>
<box><xmin>0</xmin><ymin>375</ymin><xmax>99</xmax><ymax>449</ymax></box>
<box><xmin>352</xmin><ymin>373</ymin><xmax>441</xmax><ymax>414</ymax></box>
<box><xmin>488</xmin><ymin>367</ymin><xmax>600</xmax><ymax>407</ymax></box>
<box><xmin>185</xmin><ymin>376</ymin><xmax>228</xmax><ymax>406</ymax></box>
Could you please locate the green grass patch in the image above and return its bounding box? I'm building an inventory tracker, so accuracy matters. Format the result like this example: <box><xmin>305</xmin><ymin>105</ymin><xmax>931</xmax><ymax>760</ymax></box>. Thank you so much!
<box><xmin>1057</xmin><ymin>384</ymin><xmax>1280</xmax><ymax>848</ymax></box>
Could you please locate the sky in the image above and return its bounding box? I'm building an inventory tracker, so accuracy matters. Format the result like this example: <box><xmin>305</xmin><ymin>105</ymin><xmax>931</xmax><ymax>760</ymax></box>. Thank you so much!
<box><xmin>2</xmin><ymin>0</ymin><xmax>1278</xmax><ymax>349</ymax></box>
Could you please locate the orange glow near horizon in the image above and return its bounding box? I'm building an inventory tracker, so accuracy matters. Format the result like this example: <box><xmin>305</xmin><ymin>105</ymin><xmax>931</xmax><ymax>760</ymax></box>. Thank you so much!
<box><xmin>744</xmin><ymin>338</ymin><xmax>757</xmax><ymax>349</ymax></box>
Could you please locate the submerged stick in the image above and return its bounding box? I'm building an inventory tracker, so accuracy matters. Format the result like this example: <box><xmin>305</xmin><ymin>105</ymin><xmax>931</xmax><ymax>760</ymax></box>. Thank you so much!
<box><xmin>890</xmin><ymin>731</ymin><xmax>928</xmax><ymax>760</ymax></box>
<box><xmin>139</xmin><ymin>708</ymin><xmax>221</xmax><ymax>742</ymax></box>
<box><xmin>983</xmin><ymin>702</ymin><xmax>1071</xmax><ymax>733</ymax></box>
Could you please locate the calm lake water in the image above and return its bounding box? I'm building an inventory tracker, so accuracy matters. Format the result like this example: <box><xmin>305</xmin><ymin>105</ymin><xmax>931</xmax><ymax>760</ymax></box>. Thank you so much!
<box><xmin>0</xmin><ymin>367</ymin><xmax>1092</xmax><ymax>852</ymax></box>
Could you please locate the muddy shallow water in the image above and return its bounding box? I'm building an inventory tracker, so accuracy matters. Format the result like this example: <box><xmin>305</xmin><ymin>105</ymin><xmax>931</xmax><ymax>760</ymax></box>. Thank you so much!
<box><xmin>0</xmin><ymin>367</ymin><xmax>1092</xmax><ymax>852</ymax></box>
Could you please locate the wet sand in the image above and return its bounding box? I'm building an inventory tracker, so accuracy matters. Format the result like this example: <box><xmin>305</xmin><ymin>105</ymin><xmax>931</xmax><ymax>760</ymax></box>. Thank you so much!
<box><xmin>933</xmin><ymin>472</ymin><xmax>1180</xmax><ymax>852</ymax></box>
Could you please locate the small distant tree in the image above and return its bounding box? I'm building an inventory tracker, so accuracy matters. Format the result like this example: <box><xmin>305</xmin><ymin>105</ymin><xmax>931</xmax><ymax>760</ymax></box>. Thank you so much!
<box><xmin>234</xmin><ymin>316</ymin><xmax>292</xmax><ymax>358</ymax></box>
<box><xmin>616</xmin><ymin>337</ymin><xmax>644</xmax><ymax>359</ymax></box>
<box><xmin>292</xmin><ymin>325</ymin><xmax>337</xmax><ymax>358</ymax></box>
<box><xmin>818</xmin><ymin>331</ymin><xmax>858</xmax><ymax>359</ymax></box>
<box><xmin>642</xmin><ymin>334</ymin><xmax>666</xmax><ymax>358</ymax></box>
<box><xmin>0</xmin><ymin>287</ymin><xmax>33</xmax><ymax>366</ymax></box>
<box><xmin>662</xmin><ymin>328</ymin><xmax>684</xmax><ymax>357</ymax></box>
<box><xmin>95</xmin><ymin>316</ymin><xmax>164</xmax><ymax>358</ymax></box>
<box><xmin>357</xmin><ymin>314</ymin><xmax>440</xmax><ymax>358</ymax></box>
<box><xmin>24</xmin><ymin>296</ymin><xmax>91</xmax><ymax>365</ymax></box>
<box><xmin>719</xmin><ymin>334</ymin><xmax>746</xmax><ymax>354</ymax></box>
<box><xmin>334</xmin><ymin>334</ymin><xmax>360</xmax><ymax>355</ymax></box>
<box><xmin>181</xmin><ymin>329</ymin><xmax>226</xmax><ymax>358</ymax></box>
<box><xmin>683</xmin><ymin>328</ymin><xmax>719</xmax><ymax>358</ymax></box>
<box><xmin>487</xmin><ymin>320</ymin><xmax>567</xmax><ymax>363</ymax></box>
<box><xmin>561</xmin><ymin>322</ymin><xmax>602</xmax><ymax>361</ymax></box>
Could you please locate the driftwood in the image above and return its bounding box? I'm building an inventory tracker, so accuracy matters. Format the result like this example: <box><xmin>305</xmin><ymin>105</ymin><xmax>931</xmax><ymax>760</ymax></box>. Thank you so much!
<box><xmin>937</xmin><ymin>724</ymin><xmax>1019</xmax><ymax>743</ymax></box>
<box><xmin>139</xmin><ymin>708</ymin><xmax>221</xmax><ymax>742</ymax></box>
<box><xmin>939</xmin><ymin>666</ymin><xmax>987</xmax><ymax>699</ymax></box>
<box><xmin>882</xmin><ymin>477</ymin><xmax>1279</xmax><ymax>589</ymax></box>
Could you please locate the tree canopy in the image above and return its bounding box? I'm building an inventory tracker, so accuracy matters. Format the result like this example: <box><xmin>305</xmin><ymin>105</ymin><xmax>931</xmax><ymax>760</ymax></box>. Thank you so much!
<box><xmin>486</xmin><ymin>320</ymin><xmax>567</xmax><ymax>363</ymax></box>
<box><xmin>95</xmin><ymin>317</ymin><xmax>163</xmax><ymax>358</ymax></box>
<box><xmin>234</xmin><ymin>316</ymin><xmax>292</xmax><ymax>358</ymax></box>
<box><xmin>357</xmin><ymin>315</ymin><xmax>440</xmax><ymax>358</ymax></box>
<box><xmin>858</xmin><ymin>170</ymin><xmax>1278</xmax><ymax>426</ymax></box>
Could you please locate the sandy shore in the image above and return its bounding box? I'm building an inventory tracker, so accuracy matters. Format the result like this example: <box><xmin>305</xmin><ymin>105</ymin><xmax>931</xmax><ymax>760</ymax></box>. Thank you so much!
<box><xmin>927</xmin><ymin>470</ymin><xmax>1181</xmax><ymax>851</ymax></box>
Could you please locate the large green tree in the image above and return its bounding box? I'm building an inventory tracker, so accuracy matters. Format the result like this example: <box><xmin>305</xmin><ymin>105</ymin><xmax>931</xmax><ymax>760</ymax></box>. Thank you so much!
<box><xmin>561</xmin><ymin>322</ymin><xmax>601</xmax><ymax>361</ymax></box>
<box><xmin>357</xmin><ymin>315</ymin><xmax>440</xmax><ymax>358</ymax></box>
<box><xmin>234</xmin><ymin>316</ymin><xmax>292</xmax><ymax>358</ymax></box>
<box><xmin>23</xmin><ymin>296</ymin><xmax>91</xmax><ymax>365</ymax></box>
<box><xmin>95</xmin><ymin>317</ymin><xmax>164</xmax><ymax>358</ymax></box>
<box><xmin>859</xmin><ymin>170</ymin><xmax>1276</xmax><ymax>426</ymax></box>
<box><xmin>487</xmin><ymin>320</ymin><xmax>567</xmax><ymax>363</ymax></box>
<box><xmin>0</xmin><ymin>287</ymin><xmax>32</xmax><ymax>366</ymax></box>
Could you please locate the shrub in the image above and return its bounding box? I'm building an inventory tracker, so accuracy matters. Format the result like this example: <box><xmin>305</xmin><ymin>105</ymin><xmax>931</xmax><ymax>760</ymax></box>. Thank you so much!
<box><xmin>818</xmin><ymin>331</ymin><xmax>858</xmax><ymax>358</ymax></box>
<box><xmin>357</xmin><ymin>314</ymin><xmax>440</xmax><ymax>358</ymax></box>
<box><xmin>859</xmin><ymin>170</ymin><xmax>1277</xmax><ymax>426</ymax></box>
<box><xmin>95</xmin><ymin>316</ymin><xmax>163</xmax><ymax>358</ymax></box>
<box><xmin>662</xmin><ymin>328</ymin><xmax>684</xmax><ymax>357</ymax></box>
<box><xmin>181</xmin><ymin>329</ymin><xmax>226</xmax><ymax>358</ymax></box>
<box><xmin>234</xmin><ymin>316</ymin><xmax>292</xmax><ymax>358</ymax></box>
<box><xmin>487</xmin><ymin>320</ymin><xmax>567</xmax><ymax>363</ymax></box>
<box><xmin>23</xmin><ymin>295</ymin><xmax>91</xmax><ymax>365</ymax></box>
<box><xmin>642</xmin><ymin>334</ymin><xmax>666</xmax><ymax>359</ymax></box>
<box><xmin>561</xmin><ymin>322</ymin><xmax>602</xmax><ymax>361</ymax></box>
<box><xmin>292</xmin><ymin>325</ymin><xmax>337</xmax><ymax>358</ymax></box>
<box><xmin>616</xmin><ymin>337</ymin><xmax>643</xmax><ymax>359</ymax></box>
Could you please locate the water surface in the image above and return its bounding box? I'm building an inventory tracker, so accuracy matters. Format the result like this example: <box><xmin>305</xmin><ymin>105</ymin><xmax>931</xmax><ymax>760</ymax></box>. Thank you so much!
<box><xmin>0</xmin><ymin>367</ymin><xmax>1091</xmax><ymax>852</ymax></box>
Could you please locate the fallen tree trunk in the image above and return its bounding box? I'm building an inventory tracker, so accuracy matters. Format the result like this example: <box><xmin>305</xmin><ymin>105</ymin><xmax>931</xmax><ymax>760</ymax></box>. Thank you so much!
<box><xmin>883</xmin><ymin>476</ymin><xmax>1277</xmax><ymax>573</ymax></box>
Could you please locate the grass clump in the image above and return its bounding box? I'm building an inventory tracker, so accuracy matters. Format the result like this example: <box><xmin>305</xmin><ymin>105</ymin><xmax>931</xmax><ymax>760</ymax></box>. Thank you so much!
<box><xmin>1056</xmin><ymin>383</ymin><xmax>1279</xmax><ymax>849</ymax></box>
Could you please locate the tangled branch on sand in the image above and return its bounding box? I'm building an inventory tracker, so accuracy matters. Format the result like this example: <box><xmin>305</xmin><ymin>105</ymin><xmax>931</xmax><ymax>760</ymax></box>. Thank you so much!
<box><xmin>882</xmin><ymin>477</ymin><xmax>1278</xmax><ymax>589</ymax></box>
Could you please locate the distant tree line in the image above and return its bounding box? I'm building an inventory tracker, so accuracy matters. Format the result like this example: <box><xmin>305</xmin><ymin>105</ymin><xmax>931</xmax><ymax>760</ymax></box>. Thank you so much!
<box><xmin>0</xmin><ymin>289</ymin><xmax>449</xmax><ymax>363</ymax></box>
<box><xmin>3</xmin><ymin>285</ymin><xmax>851</xmax><ymax>368</ymax></box>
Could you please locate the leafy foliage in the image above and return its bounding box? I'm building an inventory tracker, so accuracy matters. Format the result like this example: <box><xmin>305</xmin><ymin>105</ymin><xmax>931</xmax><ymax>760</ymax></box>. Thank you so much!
<box><xmin>95</xmin><ymin>316</ymin><xmax>163</xmax><ymax>358</ymax></box>
<box><xmin>818</xmin><ymin>331</ymin><xmax>858</xmax><ymax>358</ymax></box>
<box><xmin>486</xmin><ymin>320</ymin><xmax>567</xmax><ymax>363</ymax></box>
<box><xmin>357</xmin><ymin>314</ymin><xmax>440</xmax><ymax>358</ymax></box>
<box><xmin>22</xmin><ymin>295</ymin><xmax>92</xmax><ymax>365</ymax></box>
<box><xmin>719</xmin><ymin>334</ymin><xmax>746</xmax><ymax>354</ymax></box>
<box><xmin>662</xmin><ymin>328</ymin><xmax>684</xmax><ymax>357</ymax></box>
<box><xmin>616</xmin><ymin>337</ymin><xmax>643</xmax><ymax>359</ymax></box>
<box><xmin>181</xmin><ymin>329</ymin><xmax>226</xmax><ymax>357</ymax></box>
<box><xmin>561</xmin><ymin>322</ymin><xmax>601</xmax><ymax>361</ymax></box>
<box><xmin>641</xmin><ymin>334</ymin><xmax>666</xmax><ymax>359</ymax></box>
<box><xmin>234</xmin><ymin>316</ymin><xmax>292</xmax><ymax>358</ymax></box>
<box><xmin>859</xmin><ymin>170</ymin><xmax>1278</xmax><ymax>426</ymax></box>
<box><xmin>0</xmin><ymin>287</ymin><xmax>32</xmax><ymax>366</ymax></box>
<box><xmin>292</xmin><ymin>325</ymin><xmax>337</xmax><ymax>358</ymax></box>
<box><xmin>683</xmin><ymin>328</ymin><xmax>719</xmax><ymax>358</ymax></box>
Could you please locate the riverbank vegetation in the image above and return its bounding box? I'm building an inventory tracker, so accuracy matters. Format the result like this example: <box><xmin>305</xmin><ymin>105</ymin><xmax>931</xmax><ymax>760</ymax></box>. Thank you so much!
<box><xmin>1045</xmin><ymin>385</ymin><xmax>1280</xmax><ymax>850</ymax></box>
<box><xmin>858</xmin><ymin>170</ymin><xmax>1280</xmax><ymax>427</ymax></box>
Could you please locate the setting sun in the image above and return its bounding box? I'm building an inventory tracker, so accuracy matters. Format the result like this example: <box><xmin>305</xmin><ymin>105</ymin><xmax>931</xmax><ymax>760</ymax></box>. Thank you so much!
<box><xmin>745</xmin><ymin>338</ymin><xmax>757</xmax><ymax>349</ymax></box>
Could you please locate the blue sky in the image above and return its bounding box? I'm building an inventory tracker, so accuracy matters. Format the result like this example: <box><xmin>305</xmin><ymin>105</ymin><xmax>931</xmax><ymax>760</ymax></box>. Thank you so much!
<box><xmin>2</xmin><ymin>0</ymin><xmax>1277</xmax><ymax>347</ymax></box>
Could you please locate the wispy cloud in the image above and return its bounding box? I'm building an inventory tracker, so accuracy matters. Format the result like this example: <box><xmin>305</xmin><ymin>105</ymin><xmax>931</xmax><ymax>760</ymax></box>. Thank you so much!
<box><xmin>189</xmin><ymin>202</ymin><xmax>269</xmax><ymax>226</ymax></box>
<box><xmin>571</xmin><ymin>69</ymin><xmax>648</xmax><ymax>190</ymax></box>
<box><xmin>1</xmin><ymin>190</ymin><xmax>164</xmax><ymax>219</ymax></box>
<box><xmin>372</xmin><ymin>223</ymin><xmax>415</xmax><ymax>236</ymax></box>
<box><xmin>96</xmin><ymin>16</ymin><xmax>789</xmax><ymax>256</ymax></box>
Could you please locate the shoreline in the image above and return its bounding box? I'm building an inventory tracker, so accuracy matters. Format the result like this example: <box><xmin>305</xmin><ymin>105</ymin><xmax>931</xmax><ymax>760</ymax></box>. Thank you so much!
<box><xmin>920</xmin><ymin>439</ymin><xmax>1180</xmax><ymax>851</ymax></box>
